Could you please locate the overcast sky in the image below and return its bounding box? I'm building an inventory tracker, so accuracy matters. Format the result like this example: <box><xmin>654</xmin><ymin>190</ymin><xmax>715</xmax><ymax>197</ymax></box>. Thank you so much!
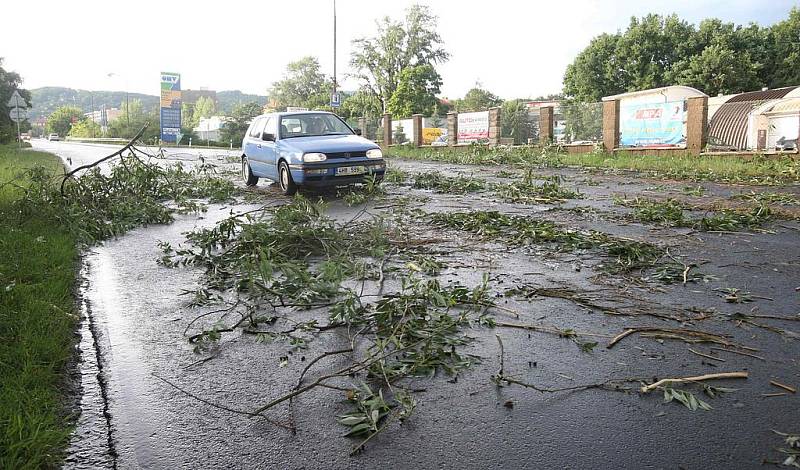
<box><xmin>1</xmin><ymin>0</ymin><xmax>797</xmax><ymax>99</ymax></box>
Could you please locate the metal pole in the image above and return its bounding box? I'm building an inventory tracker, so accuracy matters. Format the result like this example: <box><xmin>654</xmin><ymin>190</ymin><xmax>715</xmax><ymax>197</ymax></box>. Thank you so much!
<box><xmin>90</xmin><ymin>92</ymin><xmax>95</xmax><ymax>139</ymax></box>
<box><xmin>15</xmin><ymin>98</ymin><xmax>21</xmax><ymax>149</ymax></box>
<box><xmin>333</xmin><ymin>0</ymin><xmax>337</xmax><ymax>96</ymax></box>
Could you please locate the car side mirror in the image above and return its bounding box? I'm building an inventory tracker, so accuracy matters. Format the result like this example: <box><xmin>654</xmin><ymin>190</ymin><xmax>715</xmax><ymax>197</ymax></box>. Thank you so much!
<box><xmin>354</xmin><ymin>128</ymin><xmax>362</xmax><ymax>136</ymax></box>
<box><xmin>262</xmin><ymin>132</ymin><xmax>275</xmax><ymax>142</ymax></box>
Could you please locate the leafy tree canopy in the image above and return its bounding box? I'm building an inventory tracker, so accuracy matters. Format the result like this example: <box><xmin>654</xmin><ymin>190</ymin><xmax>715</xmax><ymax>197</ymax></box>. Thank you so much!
<box><xmin>350</xmin><ymin>4</ymin><xmax>448</xmax><ymax>111</ymax></box>
<box><xmin>193</xmin><ymin>96</ymin><xmax>216</xmax><ymax>124</ymax></box>
<box><xmin>452</xmin><ymin>86</ymin><xmax>502</xmax><ymax>112</ymax></box>
<box><xmin>340</xmin><ymin>90</ymin><xmax>383</xmax><ymax>120</ymax></box>
<box><xmin>46</xmin><ymin>106</ymin><xmax>83</xmax><ymax>137</ymax></box>
<box><xmin>220</xmin><ymin>101</ymin><xmax>263</xmax><ymax>144</ymax></box>
<box><xmin>0</xmin><ymin>58</ymin><xmax>31</xmax><ymax>144</ymax></box>
<box><xmin>386</xmin><ymin>64</ymin><xmax>442</xmax><ymax>117</ymax></box>
<box><xmin>68</xmin><ymin>118</ymin><xmax>102</xmax><ymax>138</ymax></box>
<box><xmin>269</xmin><ymin>56</ymin><xmax>332</xmax><ymax>111</ymax></box>
<box><xmin>563</xmin><ymin>8</ymin><xmax>800</xmax><ymax>100</ymax></box>
<box><xmin>108</xmin><ymin>99</ymin><xmax>159</xmax><ymax>141</ymax></box>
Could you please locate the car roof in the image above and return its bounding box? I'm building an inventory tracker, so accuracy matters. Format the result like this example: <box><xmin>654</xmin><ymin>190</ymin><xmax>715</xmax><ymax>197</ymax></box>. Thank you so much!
<box><xmin>269</xmin><ymin>111</ymin><xmax>334</xmax><ymax>118</ymax></box>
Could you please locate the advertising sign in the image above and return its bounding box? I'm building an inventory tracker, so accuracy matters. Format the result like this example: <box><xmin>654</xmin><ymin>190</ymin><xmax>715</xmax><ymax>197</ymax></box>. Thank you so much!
<box><xmin>160</xmin><ymin>72</ymin><xmax>182</xmax><ymax>143</ymax></box>
<box><xmin>422</xmin><ymin>117</ymin><xmax>447</xmax><ymax>145</ymax></box>
<box><xmin>457</xmin><ymin>111</ymin><xmax>489</xmax><ymax>144</ymax></box>
<box><xmin>422</xmin><ymin>128</ymin><xmax>446</xmax><ymax>145</ymax></box>
<box><xmin>391</xmin><ymin>118</ymin><xmax>414</xmax><ymax>144</ymax></box>
<box><xmin>620</xmin><ymin>101</ymin><xmax>686</xmax><ymax>147</ymax></box>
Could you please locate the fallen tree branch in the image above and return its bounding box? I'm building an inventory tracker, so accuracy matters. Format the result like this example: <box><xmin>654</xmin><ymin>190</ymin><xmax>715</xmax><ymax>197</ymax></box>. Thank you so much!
<box><xmin>153</xmin><ymin>374</ymin><xmax>295</xmax><ymax>432</ymax></box>
<box><xmin>640</xmin><ymin>371</ymin><xmax>748</xmax><ymax>393</ymax></box>
<box><xmin>496</xmin><ymin>321</ymin><xmax>611</xmax><ymax>338</ymax></box>
<box><xmin>606</xmin><ymin>326</ymin><xmax>751</xmax><ymax>350</ymax></box>
<box><xmin>710</xmin><ymin>346</ymin><xmax>766</xmax><ymax>361</ymax></box>
<box><xmin>60</xmin><ymin>123</ymin><xmax>149</xmax><ymax>196</ymax></box>
<box><xmin>687</xmin><ymin>347</ymin><xmax>725</xmax><ymax>362</ymax></box>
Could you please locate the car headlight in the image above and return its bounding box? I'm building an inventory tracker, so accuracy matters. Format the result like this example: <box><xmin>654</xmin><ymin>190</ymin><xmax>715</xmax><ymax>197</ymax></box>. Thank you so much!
<box><xmin>303</xmin><ymin>152</ymin><xmax>327</xmax><ymax>163</ymax></box>
<box><xmin>366</xmin><ymin>148</ymin><xmax>383</xmax><ymax>159</ymax></box>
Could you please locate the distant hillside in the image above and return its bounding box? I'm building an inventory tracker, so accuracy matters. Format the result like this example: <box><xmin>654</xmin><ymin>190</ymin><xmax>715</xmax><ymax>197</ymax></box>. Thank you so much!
<box><xmin>29</xmin><ymin>87</ymin><xmax>159</xmax><ymax>120</ymax></box>
<box><xmin>217</xmin><ymin>90</ymin><xmax>267</xmax><ymax>113</ymax></box>
<box><xmin>29</xmin><ymin>87</ymin><xmax>267</xmax><ymax>119</ymax></box>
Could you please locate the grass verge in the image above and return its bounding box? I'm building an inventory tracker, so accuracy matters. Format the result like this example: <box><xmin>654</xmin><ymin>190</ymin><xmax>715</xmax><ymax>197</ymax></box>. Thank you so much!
<box><xmin>387</xmin><ymin>146</ymin><xmax>800</xmax><ymax>185</ymax></box>
<box><xmin>0</xmin><ymin>144</ymin><xmax>78</xmax><ymax>469</ymax></box>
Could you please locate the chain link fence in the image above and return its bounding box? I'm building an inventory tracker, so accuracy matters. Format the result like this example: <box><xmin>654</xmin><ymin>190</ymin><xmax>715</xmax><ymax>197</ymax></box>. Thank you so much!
<box><xmin>501</xmin><ymin>101</ymin><xmax>539</xmax><ymax>145</ymax></box>
<box><xmin>561</xmin><ymin>101</ymin><xmax>603</xmax><ymax>144</ymax></box>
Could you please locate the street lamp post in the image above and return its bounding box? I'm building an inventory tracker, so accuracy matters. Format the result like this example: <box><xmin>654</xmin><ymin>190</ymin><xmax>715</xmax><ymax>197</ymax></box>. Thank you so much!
<box><xmin>333</xmin><ymin>0</ymin><xmax>337</xmax><ymax>100</ymax></box>
<box><xmin>90</xmin><ymin>91</ymin><xmax>95</xmax><ymax>138</ymax></box>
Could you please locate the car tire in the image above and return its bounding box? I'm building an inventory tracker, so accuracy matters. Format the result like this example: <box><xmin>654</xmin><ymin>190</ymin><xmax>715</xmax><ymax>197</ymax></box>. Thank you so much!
<box><xmin>242</xmin><ymin>156</ymin><xmax>259</xmax><ymax>187</ymax></box>
<box><xmin>278</xmin><ymin>161</ymin><xmax>298</xmax><ymax>196</ymax></box>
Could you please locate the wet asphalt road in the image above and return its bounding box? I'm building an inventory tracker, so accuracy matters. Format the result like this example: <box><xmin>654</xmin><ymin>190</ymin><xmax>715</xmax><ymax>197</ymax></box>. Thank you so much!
<box><xmin>33</xmin><ymin>141</ymin><xmax>800</xmax><ymax>469</ymax></box>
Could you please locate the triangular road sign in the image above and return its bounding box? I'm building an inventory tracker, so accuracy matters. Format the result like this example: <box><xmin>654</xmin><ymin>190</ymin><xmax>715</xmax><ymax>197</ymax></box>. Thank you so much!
<box><xmin>7</xmin><ymin>90</ymin><xmax>28</xmax><ymax>108</ymax></box>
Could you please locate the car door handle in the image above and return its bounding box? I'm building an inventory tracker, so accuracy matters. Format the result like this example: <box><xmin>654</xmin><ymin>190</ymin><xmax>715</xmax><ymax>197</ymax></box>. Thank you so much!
<box><xmin>257</xmin><ymin>144</ymin><xmax>262</xmax><ymax>148</ymax></box>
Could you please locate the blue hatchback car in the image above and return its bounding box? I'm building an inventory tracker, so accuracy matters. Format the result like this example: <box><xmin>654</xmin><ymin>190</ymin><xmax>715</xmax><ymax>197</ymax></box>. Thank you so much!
<box><xmin>241</xmin><ymin>111</ymin><xmax>386</xmax><ymax>195</ymax></box>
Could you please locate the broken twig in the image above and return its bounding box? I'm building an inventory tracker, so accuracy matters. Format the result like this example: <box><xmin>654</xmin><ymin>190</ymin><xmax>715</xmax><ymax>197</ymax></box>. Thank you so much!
<box><xmin>640</xmin><ymin>371</ymin><xmax>748</xmax><ymax>393</ymax></box>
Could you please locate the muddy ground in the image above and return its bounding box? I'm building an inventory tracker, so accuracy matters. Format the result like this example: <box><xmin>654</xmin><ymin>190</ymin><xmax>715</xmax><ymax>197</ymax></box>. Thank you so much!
<box><xmin>36</xmin><ymin>142</ymin><xmax>800</xmax><ymax>469</ymax></box>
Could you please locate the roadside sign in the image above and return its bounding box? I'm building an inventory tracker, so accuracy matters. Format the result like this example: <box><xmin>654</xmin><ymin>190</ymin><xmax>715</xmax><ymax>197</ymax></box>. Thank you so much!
<box><xmin>9</xmin><ymin>107</ymin><xmax>27</xmax><ymax>122</ymax></box>
<box><xmin>160</xmin><ymin>72</ymin><xmax>182</xmax><ymax>143</ymax></box>
<box><xmin>7</xmin><ymin>89</ymin><xmax>28</xmax><ymax>108</ymax></box>
<box><xmin>330</xmin><ymin>92</ymin><xmax>341</xmax><ymax>108</ymax></box>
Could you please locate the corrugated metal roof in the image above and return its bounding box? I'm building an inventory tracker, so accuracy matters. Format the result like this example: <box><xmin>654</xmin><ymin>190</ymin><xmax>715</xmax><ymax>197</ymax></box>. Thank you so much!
<box><xmin>708</xmin><ymin>102</ymin><xmax>754</xmax><ymax>149</ymax></box>
<box><xmin>726</xmin><ymin>86</ymin><xmax>797</xmax><ymax>102</ymax></box>
<box><xmin>708</xmin><ymin>87</ymin><xmax>798</xmax><ymax>149</ymax></box>
<box><xmin>767</xmin><ymin>98</ymin><xmax>800</xmax><ymax>114</ymax></box>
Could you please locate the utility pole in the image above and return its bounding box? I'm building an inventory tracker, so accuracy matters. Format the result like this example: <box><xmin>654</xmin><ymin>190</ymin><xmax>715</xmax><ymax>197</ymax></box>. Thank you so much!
<box><xmin>333</xmin><ymin>0</ymin><xmax>337</xmax><ymax>97</ymax></box>
<box><xmin>90</xmin><ymin>92</ymin><xmax>95</xmax><ymax>138</ymax></box>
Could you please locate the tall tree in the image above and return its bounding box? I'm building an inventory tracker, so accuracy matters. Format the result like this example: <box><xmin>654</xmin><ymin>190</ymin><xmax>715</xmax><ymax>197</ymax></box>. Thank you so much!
<box><xmin>613</xmin><ymin>14</ymin><xmax>698</xmax><ymax>91</ymax></box>
<box><xmin>386</xmin><ymin>64</ymin><xmax>442</xmax><ymax>117</ymax></box>
<box><xmin>68</xmin><ymin>118</ymin><xmax>102</xmax><ymax>138</ymax></box>
<box><xmin>563</xmin><ymin>9</ymin><xmax>799</xmax><ymax>100</ymax></box>
<box><xmin>340</xmin><ymin>90</ymin><xmax>383</xmax><ymax>120</ymax></box>
<box><xmin>671</xmin><ymin>43</ymin><xmax>761</xmax><ymax>96</ymax></box>
<box><xmin>0</xmin><ymin>58</ymin><xmax>31</xmax><ymax>144</ymax></box>
<box><xmin>193</xmin><ymin>96</ymin><xmax>216</xmax><ymax>123</ymax></box>
<box><xmin>45</xmin><ymin>106</ymin><xmax>83</xmax><ymax>137</ymax></box>
<box><xmin>269</xmin><ymin>57</ymin><xmax>331</xmax><ymax>110</ymax></box>
<box><xmin>220</xmin><ymin>102</ymin><xmax>263</xmax><ymax>144</ymax></box>
<box><xmin>350</xmin><ymin>4</ymin><xmax>448</xmax><ymax>111</ymax></box>
<box><xmin>563</xmin><ymin>33</ymin><xmax>623</xmax><ymax>102</ymax></box>
<box><xmin>108</xmin><ymin>99</ymin><xmax>158</xmax><ymax>140</ymax></box>
<box><xmin>769</xmin><ymin>7</ymin><xmax>800</xmax><ymax>88</ymax></box>
<box><xmin>453</xmin><ymin>86</ymin><xmax>502</xmax><ymax>112</ymax></box>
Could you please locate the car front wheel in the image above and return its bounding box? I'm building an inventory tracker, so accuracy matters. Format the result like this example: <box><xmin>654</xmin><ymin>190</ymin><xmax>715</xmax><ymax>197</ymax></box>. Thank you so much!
<box><xmin>242</xmin><ymin>156</ymin><xmax>258</xmax><ymax>187</ymax></box>
<box><xmin>278</xmin><ymin>161</ymin><xmax>297</xmax><ymax>196</ymax></box>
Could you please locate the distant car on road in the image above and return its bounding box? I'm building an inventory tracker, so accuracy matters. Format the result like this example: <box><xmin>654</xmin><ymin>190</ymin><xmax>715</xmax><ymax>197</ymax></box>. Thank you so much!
<box><xmin>47</xmin><ymin>133</ymin><xmax>61</xmax><ymax>141</ymax></box>
<box><xmin>705</xmin><ymin>136</ymin><xmax>737</xmax><ymax>152</ymax></box>
<box><xmin>776</xmin><ymin>136</ymin><xmax>797</xmax><ymax>152</ymax></box>
<box><xmin>241</xmin><ymin>111</ymin><xmax>385</xmax><ymax>195</ymax></box>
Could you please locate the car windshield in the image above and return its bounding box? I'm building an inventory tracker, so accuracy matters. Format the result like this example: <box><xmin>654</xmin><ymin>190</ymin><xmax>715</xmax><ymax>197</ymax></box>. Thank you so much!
<box><xmin>279</xmin><ymin>114</ymin><xmax>353</xmax><ymax>139</ymax></box>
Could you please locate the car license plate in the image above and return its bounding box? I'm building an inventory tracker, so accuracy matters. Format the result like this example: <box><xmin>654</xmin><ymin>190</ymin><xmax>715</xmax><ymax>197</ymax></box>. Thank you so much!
<box><xmin>336</xmin><ymin>166</ymin><xmax>366</xmax><ymax>176</ymax></box>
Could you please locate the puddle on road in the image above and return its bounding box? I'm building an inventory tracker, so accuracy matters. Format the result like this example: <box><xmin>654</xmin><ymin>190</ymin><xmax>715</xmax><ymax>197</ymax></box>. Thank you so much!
<box><xmin>66</xmin><ymin>249</ymin><xmax>173</xmax><ymax>468</ymax></box>
<box><xmin>63</xmin><ymin>259</ymin><xmax>114</xmax><ymax>469</ymax></box>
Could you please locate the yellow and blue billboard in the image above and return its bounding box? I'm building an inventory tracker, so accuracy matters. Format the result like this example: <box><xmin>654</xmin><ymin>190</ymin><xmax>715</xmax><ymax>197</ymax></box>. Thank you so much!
<box><xmin>160</xmin><ymin>72</ymin><xmax>181</xmax><ymax>143</ymax></box>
